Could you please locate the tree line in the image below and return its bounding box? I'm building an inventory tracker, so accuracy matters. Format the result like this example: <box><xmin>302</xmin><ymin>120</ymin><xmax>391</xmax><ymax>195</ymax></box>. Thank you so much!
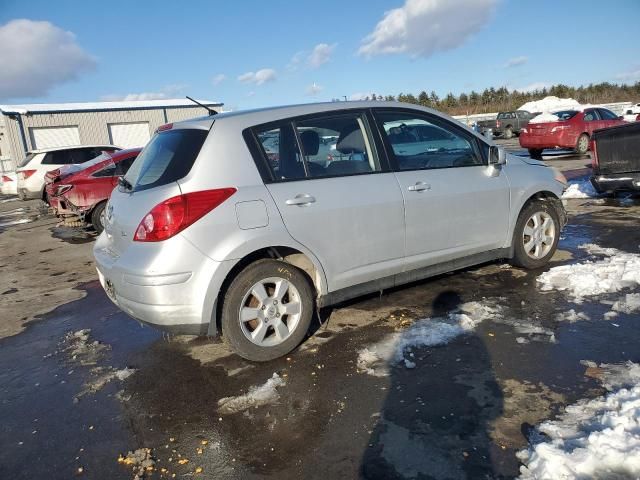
<box><xmin>346</xmin><ymin>82</ymin><xmax>640</xmax><ymax>115</ymax></box>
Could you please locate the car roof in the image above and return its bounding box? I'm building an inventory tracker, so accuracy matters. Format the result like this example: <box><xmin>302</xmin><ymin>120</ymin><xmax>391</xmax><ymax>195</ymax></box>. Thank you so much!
<box><xmin>171</xmin><ymin>101</ymin><xmax>486</xmax><ymax>139</ymax></box>
<box><xmin>110</xmin><ymin>147</ymin><xmax>142</xmax><ymax>160</ymax></box>
<box><xmin>28</xmin><ymin>145</ymin><xmax>120</xmax><ymax>154</ymax></box>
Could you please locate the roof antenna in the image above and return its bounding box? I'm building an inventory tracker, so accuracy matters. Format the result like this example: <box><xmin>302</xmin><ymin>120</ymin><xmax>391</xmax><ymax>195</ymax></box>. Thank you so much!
<box><xmin>186</xmin><ymin>96</ymin><xmax>217</xmax><ymax>116</ymax></box>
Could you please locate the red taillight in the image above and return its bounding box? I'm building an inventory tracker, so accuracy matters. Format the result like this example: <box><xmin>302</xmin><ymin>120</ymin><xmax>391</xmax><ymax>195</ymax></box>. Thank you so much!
<box><xmin>591</xmin><ymin>139</ymin><xmax>599</xmax><ymax>169</ymax></box>
<box><xmin>19</xmin><ymin>170</ymin><xmax>36</xmax><ymax>180</ymax></box>
<box><xmin>2</xmin><ymin>175</ymin><xmax>12</xmax><ymax>182</ymax></box>
<box><xmin>133</xmin><ymin>188</ymin><xmax>237</xmax><ymax>242</ymax></box>
<box><xmin>496</xmin><ymin>121</ymin><xmax>501</xmax><ymax>128</ymax></box>
<box><xmin>157</xmin><ymin>123</ymin><xmax>173</xmax><ymax>132</ymax></box>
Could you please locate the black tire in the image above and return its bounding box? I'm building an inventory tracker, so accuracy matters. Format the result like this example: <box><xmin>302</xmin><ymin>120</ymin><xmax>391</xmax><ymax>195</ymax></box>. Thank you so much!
<box><xmin>503</xmin><ymin>126</ymin><xmax>513</xmax><ymax>139</ymax></box>
<box><xmin>18</xmin><ymin>190</ymin><xmax>26</xmax><ymax>201</ymax></box>
<box><xmin>222</xmin><ymin>259</ymin><xmax>314</xmax><ymax>362</ymax></box>
<box><xmin>91</xmin><ymin>201</ymin><xmax>107</xmax><ymax>234</ymax></box>
<box><xmin>511</xmin><ymin>200</ymin><xmax>561</xmax><ymax>269</ymax></box>
<box><xmin>528</xmin><ymin>148</ymin><xmax>543</xmax><ymax>160</ymax></box>
<box><xmin>575</xmin><ymin>133</ymin><xmax>589</xmax><ymax>155</ymax></box>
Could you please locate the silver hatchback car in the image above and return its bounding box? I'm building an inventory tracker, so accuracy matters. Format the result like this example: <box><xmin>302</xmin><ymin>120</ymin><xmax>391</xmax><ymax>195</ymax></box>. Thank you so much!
<box><xmin>94</xmin><ymin>102</ymin><xmax>567</xmax><ymax>361</ymax></box>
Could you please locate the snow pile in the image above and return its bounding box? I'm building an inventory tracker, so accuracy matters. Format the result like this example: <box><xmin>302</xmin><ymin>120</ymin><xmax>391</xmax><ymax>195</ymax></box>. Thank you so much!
<box><xmin>519</xmin><ymin>96</ymin><xmax>582</xmax><ymax>114</ymax></box>
<box><xmin>537</xmin><ymin>244</ymin><xmax>640</xmax><ymax>302</ymax></box>
<box><xmin>218</xmin><ymin>373</ymin><xmax>285</xmax><ymax>414</ymax></box>
<box><xmin>357</xmin><ymin>302</ymin><xmax>501</xmax><ymax>376</ymax></box>
<box><xmin>529</xmin><ymin>112</ymin><xmax>560</xmax><ymax>124</ymax></box>
<box><xmin>518</xmin><ymin>362</ymin><xmax>640</xmax><ymax>479</ymax></box>
<box><xmin>562</xmin><ymin>179</ymin><xmax>599</xmax><ymax>199</ymax></box>
<box><xmin>612</xmin><ymin>293</ymin><xmax>640</xmax><ymax>314</ymax></box>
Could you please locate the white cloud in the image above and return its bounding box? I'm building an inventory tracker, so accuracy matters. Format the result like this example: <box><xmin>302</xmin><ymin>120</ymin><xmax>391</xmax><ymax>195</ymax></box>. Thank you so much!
<box><xmin>237</xmin><ymin>68</ymin><xmax>277</xmax><ymax>86</ymax></box>
<box><xmin>211</xmin><ymin>74</ymin><xmax>226</xmax><ymax>86</ymax></box>
<box><xmin>307</xmin><ymin>43</ymin><xmax>336</xmax><ymax>68</ymax></box>
<box><xmin>287</xmin><ymin>51</ymin><xmax>305</xmax><ymax>71</ymax></box>
<box><xmin>504</xmin><ymin>55</ymin><xmax>528</xmax><ymax>68</ymax></box>
<box><xmin>358</xmin><ymin>0</ymin><xmax>498</xmax><ymax>59</ymax></box>
<box><xmin>616</xmin><ymin>68</ymin><xmax>640</xmax><ymax>82</ymax></box>
<box><xmin>101</xmin><ymin>84</ymin><xmax>187</xmax><ymax>102</ymax></box>
<box><xmin>0</xmin><ymin>19</ymin><xmax>96</xmax><ymax>100</ymax></box>
<box><xmin>306</xmin><ymin>83</ymin><xmax>323</xmax><ymax>96</ymax></box>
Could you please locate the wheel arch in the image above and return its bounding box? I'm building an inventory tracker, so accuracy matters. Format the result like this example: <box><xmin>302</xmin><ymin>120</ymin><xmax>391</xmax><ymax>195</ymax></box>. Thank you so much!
<box><xmin>208</xmin><ymin>246</ymin><xmax>327</xmax><ymax>336</ymax></box>
<box><xmin>508</xmin><ymin>189</ymin><xmax>566</xmax><ymax>256</ymax></box>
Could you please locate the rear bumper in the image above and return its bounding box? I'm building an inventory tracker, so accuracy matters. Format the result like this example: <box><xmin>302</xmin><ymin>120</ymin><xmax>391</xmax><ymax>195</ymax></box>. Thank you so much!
<box><xmin>18</xmin><ymin>188</ymin><xmax>41</xmax><ymax>200</ymax></box>
<box><xmin>93</xmin><ymin>233</ymin><xmax>233</xmax><ymax>336</ymax></box>
<box><xmin>591</xmin><ymin>173</ymin><xmax>640</xmax><ymax>193</ymax></box>
<box><xmin>519</xmin><ymin>132</ymin><xmax>575</xmax><ymax>150</ymax></box>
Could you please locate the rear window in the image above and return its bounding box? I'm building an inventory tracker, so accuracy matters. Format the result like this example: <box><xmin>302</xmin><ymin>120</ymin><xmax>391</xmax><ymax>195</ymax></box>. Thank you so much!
<box><xmin>497</xmin><ymin>112</ymin><xmax>514</xmax><ymax>119</ymax></box>
<box><xmin>124</xmin><ymin>129</ymin><xmax>208</xmax><ymax>192</ymax></box>
<box><xmin>554</xmin><ymin>110</ymin><xmax>579</xmax><ymax>121</ymax></box>
<box><xmin>18</xmin><ymin>153</ymin><xmax>37</xmax><ymax>168</ymax></box>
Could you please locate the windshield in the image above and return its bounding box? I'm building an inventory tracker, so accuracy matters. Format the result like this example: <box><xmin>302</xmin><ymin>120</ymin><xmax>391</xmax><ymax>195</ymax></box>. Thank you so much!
<box><xmin>553</xmin><ymin>110</ymin><xmax>579</xmax><ymax>121</ymax></box>
<box><xmin>18</xmin><ymin>153</ymin><xmax>37</xmax><ymax>168</ymax></box>
<box><xmin>124</xmin><ymin>128</ymin><xmax>208</xmax><ymax>192</ymax></box>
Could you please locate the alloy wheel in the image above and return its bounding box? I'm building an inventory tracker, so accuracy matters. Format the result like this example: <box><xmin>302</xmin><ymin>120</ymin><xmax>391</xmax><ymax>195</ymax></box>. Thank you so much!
<box><xmin>239</xmin><ymin>276</ymin><xmax>303</xmax><ymax>347</ymax></box>
<box><xmin>522</xmin><ymin>211</ymin><xmax>556</xmax><ymax>259</ymax></box>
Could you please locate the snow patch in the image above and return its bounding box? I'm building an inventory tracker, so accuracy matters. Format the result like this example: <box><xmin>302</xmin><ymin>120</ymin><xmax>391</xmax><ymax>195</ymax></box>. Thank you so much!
<box><xmin>562</xmin><ymin>179</ymin><xmax>599</xmax><ymax>199</ymax></box>
<box><xmin>518</xmin><ymin>362</ymin><xmax>640</xmax><ymax>479</ymax></box>
<box><xmin>555</xmin><ymin>309</ymin><xmax>590</xmax><ymax>323</ymax></box>
<box><xmin>612</xmin><ymin>293</ymin><xmax>640</xmax><ymax>314</ymax></box>
<box><xmin>218</xmin><ymin>373</ymin><xmax>285</xmax><ymax>414</ymax></box>
<box><xmin>357</xmin><ymin>302</ymin><xmax>501</xmax><ymax>376</ymax></box>
<box><xmin>537</xmin><ymin>244</ymin><xmax>640</xmax><ymax>302</ymax></box>
<box><xmin>0</xmin><ymin>218</ymin><xmax>31</xmax><ymax>228</ymax></box>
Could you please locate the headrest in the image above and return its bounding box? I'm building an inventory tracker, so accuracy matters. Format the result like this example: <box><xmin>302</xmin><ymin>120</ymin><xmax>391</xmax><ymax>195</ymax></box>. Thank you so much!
<box><xmin>300</xmin><ymin>130</ymin><xmax>320</xmax><ymax>156</ymax></box>
<box><xmin>336</xmin><ymin>128</ymin><xmax>366</xmax><ymax>154</ymax></box>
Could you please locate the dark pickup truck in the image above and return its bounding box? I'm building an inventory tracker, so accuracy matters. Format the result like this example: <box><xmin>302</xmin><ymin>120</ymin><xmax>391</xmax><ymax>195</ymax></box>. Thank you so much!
<box><xmin>591</xmin><ymin>122</ymin><xmax>640</xmax><ymax>193</ymax></box>
<box><xmin>477</xmin><ymin>110</ymin><xmax>538</xmax><ymax>139</ymax></box>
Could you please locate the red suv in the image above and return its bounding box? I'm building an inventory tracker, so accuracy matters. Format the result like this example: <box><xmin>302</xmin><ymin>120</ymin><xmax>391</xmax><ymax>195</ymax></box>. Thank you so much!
<box><xmin>519</xmin><ymin>107</ymin><xmax>624</xmax><ymax>159</ymax></box>
<box><xmin>46</xmin><ymin>148</ymin><xmax>141</xmax><ymax>233</ymax></box>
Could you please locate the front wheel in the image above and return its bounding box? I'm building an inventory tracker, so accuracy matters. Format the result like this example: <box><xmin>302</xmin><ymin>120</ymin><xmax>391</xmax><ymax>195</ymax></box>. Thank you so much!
<box><xmin>528</xmin><ymin>148</ymin><xmax>543</xmax><ymax>160</ymax></box>
<box><xmin>91</xmin><ymin>201</ymin><xmax>107</xmax><ymax>234</ymax></box>
<box><xmin>576</xmin><ymin>133</ymin><xmax>589</xmax><ymax>155</ymax></box>
<box><xmin>222</xmin><ymin>259</ymin><xmax>314</xmax><ymax>361</ymax></box>
<box><xmin>503</xmin><ymin>127</ymin><xmax>513</xmax><ymax>139</ymax></box>
<box><xmin>511</xmin><ymin>200</ymin><xmax>560</xmax><ymax>269</ymax></box>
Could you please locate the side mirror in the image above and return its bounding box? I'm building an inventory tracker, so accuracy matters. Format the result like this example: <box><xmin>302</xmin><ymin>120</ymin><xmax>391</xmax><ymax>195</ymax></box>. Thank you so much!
<box><xmin>489</xmin><ymin>145</ymin><xmax>507</xmax><ymax>165</ymax></box>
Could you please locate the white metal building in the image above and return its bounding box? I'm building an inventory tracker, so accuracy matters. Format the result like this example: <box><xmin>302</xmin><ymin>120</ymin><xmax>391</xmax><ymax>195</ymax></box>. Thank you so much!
<box><xmin>0</xmin><ymin>99</ymin><xmax>223</xmax><ymax>170</ymax></box>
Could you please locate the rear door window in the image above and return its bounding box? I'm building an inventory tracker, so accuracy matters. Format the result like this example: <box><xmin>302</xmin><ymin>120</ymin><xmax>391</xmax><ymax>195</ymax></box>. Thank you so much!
<box><xmin>294</xmin><ymin>113</ymin><xmax>379</xmax><ymax>178</ymax></box>
<box><xmin>584</xmin><ymin>110</ymin><xmax>600</xmax><ymax>122</ymax></box>
<box><xmin>124</xmin><ymin>129</ymin><xmax>208</xmax><ymax>192</ymax></box>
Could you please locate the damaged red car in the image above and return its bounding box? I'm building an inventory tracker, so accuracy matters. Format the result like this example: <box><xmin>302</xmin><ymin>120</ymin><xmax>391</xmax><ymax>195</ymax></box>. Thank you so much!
<box><xmin>46</xmin><ymin>148</ymin><xmax>141</xmax><ymax>233</ymax></box>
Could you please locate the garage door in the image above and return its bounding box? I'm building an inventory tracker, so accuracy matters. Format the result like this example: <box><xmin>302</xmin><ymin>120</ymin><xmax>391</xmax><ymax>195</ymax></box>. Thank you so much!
<box><xmin>108</xmin><ymin>122</ymin><xmax>151</xmax><ymax>148</ymax></box>
<box><xmin>29</xmin><ymin>126</ymin><xmax>81</xmax><ymax>150</ymax></box>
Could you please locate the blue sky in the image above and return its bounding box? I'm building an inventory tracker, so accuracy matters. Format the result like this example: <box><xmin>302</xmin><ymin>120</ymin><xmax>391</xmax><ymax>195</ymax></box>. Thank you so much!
<box><xmin>0</xmin><ymin>0</ymin><xmax>639</xmax><ymax>109</ymax></box>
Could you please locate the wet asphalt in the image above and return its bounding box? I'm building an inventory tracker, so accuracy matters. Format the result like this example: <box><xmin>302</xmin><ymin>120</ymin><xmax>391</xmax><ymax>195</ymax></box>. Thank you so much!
<box><xmin>1</xmin><ymin>143</ymin><xmax>639</xmax><ymax>479</ymax></box>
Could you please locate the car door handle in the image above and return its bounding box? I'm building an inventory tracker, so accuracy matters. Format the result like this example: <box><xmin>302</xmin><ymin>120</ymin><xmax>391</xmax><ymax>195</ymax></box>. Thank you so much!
<box><xmin>285</xmin><ymin>194</ymin><xmax>316</xmax><ymax>206</ymax></box>
<box><xmin>407</xmin><ymin>182</ymin><xmax>431</xmax><ymax>192</ymax></box>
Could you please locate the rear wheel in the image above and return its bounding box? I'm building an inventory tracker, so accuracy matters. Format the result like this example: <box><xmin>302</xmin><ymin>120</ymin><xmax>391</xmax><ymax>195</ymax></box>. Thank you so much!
<box><xmin>528</xmin><ymin>148</ymin><xmax>543</xmax><ymax>160</ymax></box>
<box><xmin>503</xmin><ymin>126</ymin><xmax>513</xmax><ymax>139</ymax></box>
<box><xmin>576</xmin><ymin>133</ymin><xmax>589</xmax><ymax>155</ymax></box>
<box><xmin>511</xmin><ymin>200</ymin><xmax>560</xmax><ymax>269</ymax></box>
<box><xmin>91</xmin><ymin>201</ymin><xmax>107</xmax><ymax>234</ymax></box>
<box><xmin>222</xmin><ymin>259</ymin><xmax>314</xmax><ymax>361</ymax></box>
